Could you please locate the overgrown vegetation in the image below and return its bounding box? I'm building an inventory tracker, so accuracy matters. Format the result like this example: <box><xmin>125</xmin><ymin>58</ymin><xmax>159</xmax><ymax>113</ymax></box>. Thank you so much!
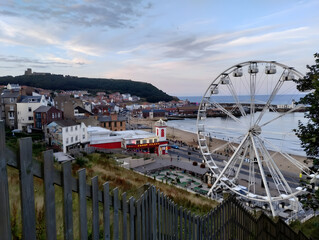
<box><xmin>290</xmin><ymin>217</ymin><xmax>319</xmax><ymax>240</ymax></box>
<box><xmin>0</xmin><ymin>74</ymin><xmax>175</xmax><ymax>102</ymax></box>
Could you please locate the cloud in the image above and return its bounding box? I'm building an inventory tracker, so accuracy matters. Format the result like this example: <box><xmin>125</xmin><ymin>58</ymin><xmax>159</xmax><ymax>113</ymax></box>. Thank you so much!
<box><xmin>1</xmin><ymin>0</ymin><xmax>152</xmax><ymax>29</ymax></box>
<box><xmin>0</xmin><ymin>55</ymin><xmax>87</xmax><ymax>68</ymax></box>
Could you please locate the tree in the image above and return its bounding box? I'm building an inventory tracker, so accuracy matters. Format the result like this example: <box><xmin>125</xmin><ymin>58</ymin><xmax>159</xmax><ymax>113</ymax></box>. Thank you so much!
<box><xmin>294</xmin><ymin>53</ymin><xmax>319</xmax><ymax>170</ymax></box>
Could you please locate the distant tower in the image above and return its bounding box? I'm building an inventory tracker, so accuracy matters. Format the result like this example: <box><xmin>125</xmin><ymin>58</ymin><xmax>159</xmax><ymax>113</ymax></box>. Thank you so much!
<box><xmin>155</xmin><ymin>119</ymin><xmax>167</xmax><ymax>142</ymax></box>
<box><xmin>25</xmin><ymin>68</ymin><xmax>32</xmax><ymax>75</ymax></box>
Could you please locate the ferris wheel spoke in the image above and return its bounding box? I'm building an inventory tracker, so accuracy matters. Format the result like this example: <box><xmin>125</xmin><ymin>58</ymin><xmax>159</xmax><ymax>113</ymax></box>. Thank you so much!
<box><xmin>205</xmin><ymin>99</ymin><xmax>242</xmax><ymax>124</ymax></box>
<box><xmin>258</xmin><ymin>135</ymin><xmax>311</xmax><ymax>175</ymax></box>
<box><xmin>255</xmin><ymin>136</ymin><xmax>293</xmax><ymax>195</ymax></box>
<box><xmin>259</xmin><ymin>104</ymin><xmax>305</xmax><ymax>128</ymax></box>
<box><xmin>208</xmin><ymin>132</ymin><xmax>250</xmax><ymax>195</ymax></box>
<box><xmin>227</xmin><ymin>78</ymin><xmax>247</xmax><ymax>117</ymax></box>
<box><xmin>254</xmin><ymin>70</ymin><xmax>285</xmax><ymax>126</ymax></box>
<box><xmin>250</xmin><ymin>133</ymin><xmax>276</xmax><ymax>216</ymax></box>
<box><xmin>209</xmin><ymin>126</ymin><xmax>246</xmax><ymax>134</ymax></box>
<box><xmin>210</xmin><ymin>135</ymin><xmax>244</xmax><ymax>153</ymax></box>
<box><xmin>234</xmin><ymin>140</ymin><xmax>250</xmax><ymax>181</ymax></box>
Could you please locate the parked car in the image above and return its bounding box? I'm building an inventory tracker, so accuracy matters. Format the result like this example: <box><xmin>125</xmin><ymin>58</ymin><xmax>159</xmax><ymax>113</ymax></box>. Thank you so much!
<box><xmin>170</xmin><ymin>145</ymin><xmax>179</xmax><ymax>149</ymax></box>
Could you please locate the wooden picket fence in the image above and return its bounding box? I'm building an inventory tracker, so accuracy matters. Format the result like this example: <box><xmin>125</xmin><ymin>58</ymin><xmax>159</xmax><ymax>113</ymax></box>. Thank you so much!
<box><xmin>0</xmin><ymin>121</ymin><xmax>310</xmax><ymax>240</ymax></box>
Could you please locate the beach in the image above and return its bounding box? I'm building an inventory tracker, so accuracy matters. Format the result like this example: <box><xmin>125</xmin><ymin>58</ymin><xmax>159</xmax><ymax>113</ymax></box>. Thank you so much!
<box><xmin>131</xmin><ymin>117</ymin><xmax>310</xmax><ymax>175</ymax></box>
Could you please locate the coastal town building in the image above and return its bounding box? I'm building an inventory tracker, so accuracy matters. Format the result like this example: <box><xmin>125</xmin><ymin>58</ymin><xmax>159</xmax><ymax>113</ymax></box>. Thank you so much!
<box><xmin>142</xmin><ymin>109</ymin><xmax>167</xmax><ymax>119</ymax></box>
<box><xmin>74</xmin><ymin>106</ymin><xmax>93</xmax><ymax>117</ymax></box>
<box><xmin>33</xmin><ymin>106</ymin><xmax>64</xmax><ymax>130</ymax></box>
<box><xmin>17</xmin><ymin>95</ymin><xmax>48</xmax><ymax>132</ymax></box>
<box><xmin>54</xmin><ymin>95</ymin><xmax>83</xmax><ymax>119</ymax></box>
<box><xmin>45</xmin><ymin>120</ymin><xmax>88</xmax><ymax>153</ymax></box>
<box><xmin>0</xmin><ymin>90</ymin><xmax>20</xmax><ymax>129</ymax></box>
<box><xmin>98</xmin><ymin>113</ymin><xmax>126</xmax><ymax>131</ymax></box>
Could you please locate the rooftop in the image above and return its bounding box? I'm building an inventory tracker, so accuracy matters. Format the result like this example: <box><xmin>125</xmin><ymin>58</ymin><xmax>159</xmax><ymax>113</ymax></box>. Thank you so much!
<box><xmin>34</xmin><ymin>106</ymin><xmax>52</xmax><ymax>113</ymax></box>
<box><xmin>53</xmin><ymin>119</ymin><xmax>79</xmax><ymax>127</ymax></box>
<box><xmin>19</xmin><ymin>95</ymin><xmax>42</xmax><ymax>103</ymax></box>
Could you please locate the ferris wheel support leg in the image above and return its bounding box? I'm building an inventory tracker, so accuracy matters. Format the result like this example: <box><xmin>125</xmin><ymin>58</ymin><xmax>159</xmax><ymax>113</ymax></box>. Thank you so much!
<box><xmin>208</xmin><ymin>133</ymin><xmax>250</xmax><ymax>196</ymax></box>
<box><xmin>250</xmin><ymin>134</ymin><xmax>276</xmax><ymax>217</ymax></box>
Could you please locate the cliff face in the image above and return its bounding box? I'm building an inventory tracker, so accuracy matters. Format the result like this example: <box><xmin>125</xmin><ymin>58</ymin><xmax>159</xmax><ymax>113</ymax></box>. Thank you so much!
<box><xmin>0</xmin><ymin>75</ymin><xmax>174</xmax><ymax>103</ymax></box>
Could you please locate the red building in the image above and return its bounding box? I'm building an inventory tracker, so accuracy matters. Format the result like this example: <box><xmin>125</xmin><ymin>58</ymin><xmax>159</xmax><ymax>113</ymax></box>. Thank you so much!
<box><xmin>33</xmin><ymin>106</ymin><xmax>64</xmax><ymax>130</ymax></box>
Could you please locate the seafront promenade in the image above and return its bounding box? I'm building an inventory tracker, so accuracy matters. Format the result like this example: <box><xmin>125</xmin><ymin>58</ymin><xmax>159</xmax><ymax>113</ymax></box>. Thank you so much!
<box><xmin>132</xmin><ymin>118</ymin><xmax>309</xmax><ymax>176</ymax></box>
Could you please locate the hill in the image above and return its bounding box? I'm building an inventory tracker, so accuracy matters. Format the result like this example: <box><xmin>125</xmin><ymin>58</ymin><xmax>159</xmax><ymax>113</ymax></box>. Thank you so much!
<box><xmin>0</xmin><ymin>74</ymin><xmax>175</xmax><ymax>102</ymax></box>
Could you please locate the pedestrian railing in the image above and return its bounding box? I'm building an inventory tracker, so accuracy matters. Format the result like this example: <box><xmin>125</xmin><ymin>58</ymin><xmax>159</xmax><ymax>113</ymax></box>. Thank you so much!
<box><xmin>0</xmin><ymin>121</ymin><xmax>310</xmax><ymax>240</ymax></box>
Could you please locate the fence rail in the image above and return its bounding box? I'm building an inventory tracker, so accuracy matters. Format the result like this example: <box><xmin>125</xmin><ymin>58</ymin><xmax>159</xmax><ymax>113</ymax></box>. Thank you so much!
<box><xmin>0</xmin><ymin>121</ymin><xmax>310</xmax><ymax>240</ymax></box>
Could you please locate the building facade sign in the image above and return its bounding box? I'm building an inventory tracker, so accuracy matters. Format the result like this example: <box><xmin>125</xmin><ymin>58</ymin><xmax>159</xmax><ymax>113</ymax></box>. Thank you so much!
<box><xmin>126</xmin><ymin>141</ymin><xmax>168</xmax><ymax>149</ymax></box>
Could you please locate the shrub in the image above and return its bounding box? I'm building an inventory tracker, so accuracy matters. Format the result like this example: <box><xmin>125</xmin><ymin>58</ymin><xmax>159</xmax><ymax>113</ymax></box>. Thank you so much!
<box><xmin>193</xmin><ymin>161</ymin><xmax>198</xmax><ymax>166</ymax></box>
<box><xmin>76</xmin><ymin>156</ymin><xmax>89</xmax><ymax>167</ymax></box>
<box><xmin>200</xmin><ymin>163</ymin><xmax>205</xmax><ymax>168</ymax></box>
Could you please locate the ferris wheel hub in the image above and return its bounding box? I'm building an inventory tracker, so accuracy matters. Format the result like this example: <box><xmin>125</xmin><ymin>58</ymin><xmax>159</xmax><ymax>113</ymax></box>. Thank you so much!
<box><xmin>249</xmin><ymin>125</ymin><xmax>261</xmax><ymax>136</ymax></box>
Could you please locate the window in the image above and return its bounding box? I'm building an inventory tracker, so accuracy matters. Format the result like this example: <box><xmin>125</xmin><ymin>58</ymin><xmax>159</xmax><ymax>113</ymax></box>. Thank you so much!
<box><xmin>28</xmin><ymin>116</ymin><xmax>33</xmax><ymax>121</ymax></box>
<box><xmin>157</xmin><ymin>129</ymin><xmax>159</xmax><ymax>136</ymax></box>
<box><xmin>114</xmin><ymin>122</ymin><xmax>117</xmax><ymax>127</ymax></box>
<box><xmin>58</xmin><ymin>113</ymin><xmax>61</xmax><ymax>118</ymax></box>
<box><xmin>10</xmin><ymin>98</ymin><xmax>14</xmax><ymax>103</ymax></box>
<box><xmin>75</xmin><ymin>136</ymin><xmax>78</xmax><ymax>141</ymax></box>
<box><xmin>136</xmin><ymin>140</ymin><xmax>140</xmax><ymax>144</ymax></box>
<box><xmin>10</xmin><ymin>106</ymin><xmax>14</xmax><ymax>111</ymax></box>
<box><xmin>8</xmin><ymin>112</ymin><xmax>14</xmax><ymax>119</ymax></box>
<box><xmin>28</xmin><ymin>107</ymin><xmax>32</xmax><ymax>112</ymax></box>
<box><xmin>120</xmin><ymin>122</ymin><xmax>123</xmax><ymax>127</ymax></box>
<box><xmin>109</xmin><ymin>122</ymin><xmax>111</xmax><ymax>127</ymax></box>
<box><xmin>154</xmin><ymin>139</ymin><xmax>158</xmax><ymax>143</ymax></box>
<box><xmin>71</xmin><ymin>126</ymin><xmax>73</xmax><ymax>131</ymax></box>
<box><xmin>71</xmin><ymin>137</ymin><xmax>73</xmax><ymax>143</ymax></box>
<box><xmin>161</xmin><ymin>129</ymin><xmax>165</xmax><ymax>137</ymax></box>
<box><xmin>143</xmin><ymin>140</ymin><xmax>147</xmax><ymax>144</ymax></box>
<box><xmin>83</xmin><ymin>134</ymin><xmax>85</xmax><ymax>139</ymax></box>
<box><xmin>52</xmin><ymin>113</ymin><xmax>54</xmax><ymax>119</ymax></box>
<box><xmin>66</xmin><ymin>127</ymin><xmax>68</xmax><ymax>132</ymax></box>
<box><xmin>149</xmin><ymin>139</ymin><xmax>153</xmax><ymax>143</ymax></box>
<box><xmin>66</xmin><ymin>138</ymin><xmax>69</xmax><ymax>144</ymax></box>
<box><xmin>75</xmin><ymin>126</ymin><xmax>77</xmax><ymax>131</ymax></box>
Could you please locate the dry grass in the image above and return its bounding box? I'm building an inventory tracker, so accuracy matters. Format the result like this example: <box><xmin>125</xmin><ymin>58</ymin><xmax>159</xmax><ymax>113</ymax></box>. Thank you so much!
<box><xmin>7</xmin><ymin>151</ymin><xmax>218</xmax><ymax>239</ymax></box>
<box><xmin>77</xmin><ymin>152</ymin><xmax>218</xmax><ymax>214</ymax></box>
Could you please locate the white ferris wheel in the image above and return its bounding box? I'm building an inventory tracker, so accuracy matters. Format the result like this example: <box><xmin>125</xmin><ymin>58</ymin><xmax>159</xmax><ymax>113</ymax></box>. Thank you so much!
<box><xmin>196</xmin><ymin>61</ymin><xmax>317</xmax><ymax>216</ymax></box>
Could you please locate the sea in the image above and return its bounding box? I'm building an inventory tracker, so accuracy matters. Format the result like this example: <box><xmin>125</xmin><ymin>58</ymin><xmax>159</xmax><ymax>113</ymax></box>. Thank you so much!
<box><xmin>167</xmin><ymin>94</ymin><xmax>308</xmax><ymax>156</ymax></box>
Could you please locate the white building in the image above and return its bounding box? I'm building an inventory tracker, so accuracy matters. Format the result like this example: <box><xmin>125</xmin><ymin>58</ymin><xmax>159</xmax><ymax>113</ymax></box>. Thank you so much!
<box><xmin>17</xmin><ymin>95</ymin><xmax>48</xmax><ymax>132</ymax></box>
<box><xmin>45</xmin><ymin>120</ymin><xmax>88</xmax><ymax>153</ymax></box>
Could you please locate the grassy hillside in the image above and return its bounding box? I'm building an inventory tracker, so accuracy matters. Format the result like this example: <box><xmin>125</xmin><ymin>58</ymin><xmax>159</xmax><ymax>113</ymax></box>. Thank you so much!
<box><xmin>0</xmin><ymin>74</ymin><xmax>175</xmax><ymax>102</ymax></box>
<box><xmin>7</xmin><ymin>151</ymin><xmax>218</xmax><ymax>239</ymax></box>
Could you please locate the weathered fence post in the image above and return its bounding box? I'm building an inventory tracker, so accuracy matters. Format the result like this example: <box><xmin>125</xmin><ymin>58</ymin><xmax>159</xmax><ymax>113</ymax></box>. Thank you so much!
<box><xmin>43</xmin><ymin>150</ymin><xmax>57</xmax><ymax>240</ymax></box>
<box><xmin>19</xmin><ymin>137</ymin><xmax>37</xmax><ymax>240</ymax></box>
<box><xmin>122</xmin><ymin>192</ymin><xmax>127</xmax><ymax>240</ymax></box>
<box><xmin>113</xmin><ymin>188</ymin><xmax>119</xmax><ymax>240</ymax></box>
<box><xmin>0</xmin><ymin>121</ymin><xmax>12</xmax><ymax>240</ymax></box>
<box><xmin>129</xmin><ymin>197</ymin><xmax>135</xmax><ymax>240</ymax></box>
<box><xmin>136</xmin><ymin>199</ymin><xmax>141</xmax><ymax>240</ymax></box>
<box><xmin>92</xmin><ymin>176</ymin><xmax>99</xmax><ymax>240</ymax></box>
<box><xmin>78</xmin><ymin>169</ymin><xmax>88</xmax><ymax>240</ymax></box>
<box><xmin>103</xmin><ymin>182</ymin><xmax>111</xmax><ymax>240</ymax></box>
<box><xmin>63</xmin><ymin>160</ymin><xmax>73</xmax><ymax>240</ymax></box>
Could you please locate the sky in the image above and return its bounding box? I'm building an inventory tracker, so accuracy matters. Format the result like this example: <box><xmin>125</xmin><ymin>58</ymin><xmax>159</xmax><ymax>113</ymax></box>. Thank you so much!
<box><xmin>0</xmin><ymin>0</ymin><xmax>318</xmax><ymax>97</ymax></box>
